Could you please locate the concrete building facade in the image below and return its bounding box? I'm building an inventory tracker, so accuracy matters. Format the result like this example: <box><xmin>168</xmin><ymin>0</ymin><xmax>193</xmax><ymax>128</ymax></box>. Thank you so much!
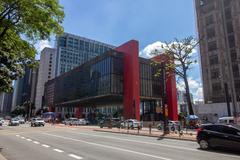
<box><xmin>35</xmin><ymin>48</ymin><xmax>56</xmax><ymax>111</ymax></box>
<box><xmin>195</xmin><ymin>0</ymin><xmax>240</xmax><ymax>106</ymax></box>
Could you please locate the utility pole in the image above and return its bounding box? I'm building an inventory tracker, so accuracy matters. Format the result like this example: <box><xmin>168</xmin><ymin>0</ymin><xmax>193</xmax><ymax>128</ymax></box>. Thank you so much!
<box><xmin>161</xmin><ymin>63</ymin><xmax>169</xmax><ymax>134</ymax></box>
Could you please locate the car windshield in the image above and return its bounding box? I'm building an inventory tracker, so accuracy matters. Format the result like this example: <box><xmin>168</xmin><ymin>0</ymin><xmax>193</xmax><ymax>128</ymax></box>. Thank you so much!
<box><xmin>36</xmin><ymin>118</ymin><xmax>43</xmax><ymax>121</ymax></box>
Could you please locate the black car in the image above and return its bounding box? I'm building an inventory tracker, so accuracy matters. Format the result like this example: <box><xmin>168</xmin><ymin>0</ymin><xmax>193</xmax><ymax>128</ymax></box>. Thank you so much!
<box><xmin>197</xmin><ymin>124</ymin><xmax>240</xmax><ymax>150</ymax></box>
<box><xmin>99</xmin><ymin>118</ymin><xmax>121</xmax><ymax>128</ymax></box>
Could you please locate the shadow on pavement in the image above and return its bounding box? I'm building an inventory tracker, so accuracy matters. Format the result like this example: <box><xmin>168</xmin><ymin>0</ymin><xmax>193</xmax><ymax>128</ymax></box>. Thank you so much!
<box><xmin>197</xmin><ymin>148</ymin><xmax>240</xmax><ymax>156</ymax></box>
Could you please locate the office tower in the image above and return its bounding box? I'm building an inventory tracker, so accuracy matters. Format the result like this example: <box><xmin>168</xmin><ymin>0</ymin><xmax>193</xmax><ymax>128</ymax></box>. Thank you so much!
<box><xmin>35</xmin><ymin>48</ymin><xmax>56</xmax><ymax>110</ymax></box>
<box><xmin>0</xmin><ymin>92</ymin><xmax>13</xmax><ymax>115</ymax></box>
<box><xmin>195</xmin><ymin>0</ymin><xmax>240</xmax><ymax>106</ymax></box>
<box><xmin>55</xmin><ymin>32</ymin><xmax>114</xmax><ymax>76</ymax></box>
<box><xmin>12</xmin><ymin>66</ymin><xmax>39</xmax><ymax>111</ymax></box>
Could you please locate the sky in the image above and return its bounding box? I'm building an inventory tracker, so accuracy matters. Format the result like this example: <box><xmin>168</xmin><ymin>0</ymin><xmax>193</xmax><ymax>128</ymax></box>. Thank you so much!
<box><xmin>36</xmin><ymin>0</ymin><xmax>203</xmax><ymax>101</ymax></box>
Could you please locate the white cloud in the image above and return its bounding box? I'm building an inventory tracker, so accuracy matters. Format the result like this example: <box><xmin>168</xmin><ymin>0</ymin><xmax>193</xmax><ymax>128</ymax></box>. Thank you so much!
<box><xmin>177</xmin><ymin>77</ymin><xmax>203</xmax><ymax>102</ymax></box>
<box><xmin>35</xmin><ymin>40</ymin><xmax>51</xmax><ymax>53</ymax></box>
<box><xmin>196</xmin><ymin>87</ymin><xmax>203</xmax><ymax>101</ymax></box>
<box><xmin>139</xmin><ymin>41</ymin><xmax>166</xmax><ymax>58</ymax></box>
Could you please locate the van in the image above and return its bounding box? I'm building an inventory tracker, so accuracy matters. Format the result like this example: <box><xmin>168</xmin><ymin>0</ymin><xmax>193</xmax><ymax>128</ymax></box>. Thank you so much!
<box><xmin>217</xmin><ymin>117</ymin><xmax>234</xmax><ymax>124</ymax></box>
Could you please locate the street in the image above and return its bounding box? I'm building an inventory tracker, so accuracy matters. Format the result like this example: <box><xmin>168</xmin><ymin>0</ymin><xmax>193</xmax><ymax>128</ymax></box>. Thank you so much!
<box><xmin>0</xmin><ymin>124</ymin><xmax>239</xmax><ymax>160</ymax></box>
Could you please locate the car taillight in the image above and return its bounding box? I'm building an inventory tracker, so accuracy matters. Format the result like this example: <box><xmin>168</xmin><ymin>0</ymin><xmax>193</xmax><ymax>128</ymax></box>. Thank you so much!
<box><xmin>196</xmin><ymin>128</ymin><xmax>202</xmax><ymax>134</ymax></box>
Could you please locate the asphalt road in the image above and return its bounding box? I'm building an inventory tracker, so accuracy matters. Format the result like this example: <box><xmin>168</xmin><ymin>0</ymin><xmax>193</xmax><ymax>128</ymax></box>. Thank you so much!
<box><xmin>0</xmin><ymin>124</ymin><xmax>240</xmax><ymax>160</ymax></box>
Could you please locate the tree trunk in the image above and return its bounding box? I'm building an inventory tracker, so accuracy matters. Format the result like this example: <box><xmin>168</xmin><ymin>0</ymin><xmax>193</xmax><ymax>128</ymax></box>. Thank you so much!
<box><xmin>183</xmin><ymin>70</ymin><xmax>194</xmax><ymax>115</ymax></box>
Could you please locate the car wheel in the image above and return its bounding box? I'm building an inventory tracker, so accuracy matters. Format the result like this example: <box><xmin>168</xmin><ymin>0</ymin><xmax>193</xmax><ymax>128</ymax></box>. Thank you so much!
<box><xmin>199</xmin><ymin>139</ymin><xmax>209</xmax><ymax>150</ymax></box>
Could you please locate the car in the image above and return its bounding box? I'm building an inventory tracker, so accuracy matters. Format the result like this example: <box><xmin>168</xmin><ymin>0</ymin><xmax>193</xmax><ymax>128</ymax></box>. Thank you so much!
<box><xmin>100</xmin><ymin>118</ymin><xmax>121</xmax><ymax>128</ymax></box>
<box><xmin>63</xmin><ymin>118</ymin><xmax>80</xmax><ymax>126</ymax></box>
<box><xmin>8</xmin><ymin>118</ymin><xmax>20</xmax><ymax>126</ymax></box>
<box><xmin>196</xmin><ymin>124</ymin><xmax>240</xmax><ymax>150</ymax></box>
<box><xmin>31</xmin><ymin>118</ymin><xmax>45</xmax><ymax>127</ymax></box>
<box><xmin>157</xmin><ymin>120</ymin><xmax>179</xmax><ymax>131</ymax></box>
<box><xmin>16</xmin><ymin>117</ymin><xmax>25</xmax><ymax>124</ymax></box>
<box><xmin>78</xmin><ymin>119</ymin><xmax>89</xmax><ymax>125</ymax></box>
<box><xmin>0</xmin><ymin>117</ymin><xmax>4</xmax><ymax>126</ymax></box>
<box><xmin>120</xmin><ymin>119</ymin><xmax>142</xmax><ymax>129</ymax></box>
<box><xmin>218</xmin><ymin>117</ymin><xmax>234</xmax><ymax>124</ymax></box>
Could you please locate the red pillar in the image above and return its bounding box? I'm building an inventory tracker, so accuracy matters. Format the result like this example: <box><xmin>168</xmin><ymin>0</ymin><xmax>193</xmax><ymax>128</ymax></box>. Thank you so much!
<box><xmin>166</xmin><ymin>73</ymin><xmax>178</xmax><ymax>121</ymax></box>
<box><xmin>116</xmin><ymin>40</ymin><xmax>140</xmax><ymax>120</ymax></box>
<box><xmin>75</xmin><ymin>107</ymin><xmax>83</xmax><ymax>118</ymax></box>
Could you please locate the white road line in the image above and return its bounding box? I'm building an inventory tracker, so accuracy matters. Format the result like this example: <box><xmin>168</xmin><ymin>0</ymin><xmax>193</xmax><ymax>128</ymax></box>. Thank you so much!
<box><xmin>21</xmin><ymin>136</ymin><xmax>26</xmax><ymax>139</ymax></box>
<box><xmin>68</xmin><ymin>131</ymin><xmax>197</xmax><ymax>151</ymax></box>
<box><xmin>45</xmin><ymin>132</ymin><xmax>240</xmax><ymax>160</ymax></box>
<box><xmin>16</xmin><ymin>135</ymin><xmax>20</xmax><ymax>137</ymax></box>
<box><xmin>68</xmin><ymin>154</ymin><xmax>83</xmax><ymax>159</ymax></box>
<box><xmin>41</xmin><ymin>144</ymin><xmax>50</xmax><ymax>148</ymax></box>
<box><xmin>27</xmin><ymin>139</ymin><xmax>32</xmax><ymax>141</ymax></box>
<box><xmin>33</xmin><ymin>141</ymin><xmax>40</xmax><ymax>144</ymax></box>
<box><xmin>44</xmin><ymin>133</ymin><xmax>171</xmax><ymax>160</ymax></box>
<box><xmin>53</xmin><ymin>149</ymin><xmax>64</xmax><ymax>153</ymax></box>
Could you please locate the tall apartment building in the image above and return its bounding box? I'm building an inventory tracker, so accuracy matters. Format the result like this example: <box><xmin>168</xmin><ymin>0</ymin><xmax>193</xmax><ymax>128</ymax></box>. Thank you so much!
<box><xmin>35</xmin><ymin>48</ymin><xmax>56</xmax><ymax>111</ymax></box>
<box><xmin>0</xmin><ymin>92</ymin><xmax>13</xmax><ymax>115</ymax></box>
<box><xmin>55</xmin><ymin>32</ymin><xmax>115</xmax><ymax>76</ymax></box>
<box><xmin>12</xmin><ymin>66</ymin><xmax>38</xmax><ymax>110</ymax></box>
<box><xmin>195</xmin><ymin>0</ymin><xmax>240</xmax><ymax>105</ymax></box>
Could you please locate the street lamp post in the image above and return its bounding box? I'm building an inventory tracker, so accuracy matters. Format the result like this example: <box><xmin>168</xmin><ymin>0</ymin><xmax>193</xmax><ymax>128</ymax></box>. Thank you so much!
<box><xmin>161</xmin><ymin>63</ymin><xmax>169</xmax><ymax>134</ymax></box>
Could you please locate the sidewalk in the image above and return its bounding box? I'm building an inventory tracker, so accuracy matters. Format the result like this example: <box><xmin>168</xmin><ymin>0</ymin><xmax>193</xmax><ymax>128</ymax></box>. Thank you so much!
<box><xmin>93</xmin><ymin>127</ymin><xmax>197</xmax><ymax>141</ymax></box>
<box><xmin>53</xmin><ymin>124</ymin><xmax>196</xmax><ymax>141</ymax></box>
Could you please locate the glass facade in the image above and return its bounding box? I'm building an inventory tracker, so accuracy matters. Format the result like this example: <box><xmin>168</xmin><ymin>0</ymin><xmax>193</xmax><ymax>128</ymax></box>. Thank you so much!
<box><xmin>53</xmin><ymin>51</ymin><xmax>123</xmax><ymax>105</ymax></box>
<box><xmin>139</xmin><ymin>58</ymin><xmax>161</xmax><ymax>98</ymax></box>
<box><xmin>46</xmin><ymin>51</ymin><xmax>162</xmax><ymax>109</ymax></box>
<box><xmin>56</xmin><ymin>33</ymin><xmax>115</xmax><ymax>76</ymax></box>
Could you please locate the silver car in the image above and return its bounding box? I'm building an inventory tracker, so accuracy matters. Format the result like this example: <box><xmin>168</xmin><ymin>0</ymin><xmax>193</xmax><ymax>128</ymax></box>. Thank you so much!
<box><xmin>0</xmin><ymin>117</ymin><xmax>4</xmax><ymax>126</ymax></box>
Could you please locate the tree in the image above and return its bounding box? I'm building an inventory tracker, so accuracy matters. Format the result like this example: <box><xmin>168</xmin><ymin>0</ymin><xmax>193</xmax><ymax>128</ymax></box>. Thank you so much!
<box><xmin>151</xmin><ymin>36</ymin><xmax>199</xmax><ymax>115</ymax></box>
<box><xmin>0</xmin><ymin>0</ymin><xmax>64</xmax><ymax>92</ymax></box>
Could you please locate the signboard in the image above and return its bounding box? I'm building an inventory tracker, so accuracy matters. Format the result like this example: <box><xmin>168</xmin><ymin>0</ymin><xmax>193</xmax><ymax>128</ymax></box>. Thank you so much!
<box><xmin>156</xmin><ymin>106</ymin><xmax>162</xmax><ymax>113</ymax></box>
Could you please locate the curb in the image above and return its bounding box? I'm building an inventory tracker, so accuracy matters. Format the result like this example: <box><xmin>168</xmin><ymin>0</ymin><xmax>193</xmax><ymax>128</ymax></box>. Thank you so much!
<box><xmin>0</xmin><ymin>154</ymin><xmax>7</xmax><ymax>160</ymax></box>
<box><xmin>0</xmin><ymin>149</ymin><xmax>7</xmax><ymax>160</ymax></box>
<box><xmin>93</xmin><ymin>129</ymin><xmax>196</xmax><ymax>142</ymax></box>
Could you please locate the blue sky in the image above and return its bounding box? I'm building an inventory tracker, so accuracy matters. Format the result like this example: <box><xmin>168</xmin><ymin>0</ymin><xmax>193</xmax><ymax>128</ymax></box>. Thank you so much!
<box><xmin>36</xmin><ymin>0</ymin><xmax>203</xmax><ymax>101</ymax></box>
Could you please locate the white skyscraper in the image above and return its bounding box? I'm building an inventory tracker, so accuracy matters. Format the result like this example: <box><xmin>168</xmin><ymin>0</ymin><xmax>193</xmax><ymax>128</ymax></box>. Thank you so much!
<box><xmin>35</xmin><ymin>48</ymin><xmax>56</xmax><ymax>110</ymax></box>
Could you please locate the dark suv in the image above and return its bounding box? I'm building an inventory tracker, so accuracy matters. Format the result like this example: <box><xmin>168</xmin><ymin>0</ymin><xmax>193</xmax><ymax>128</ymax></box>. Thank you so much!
<box><xmin>99</xmin><ymin>118</ymin><xmax>121</xmax><ymax>128</ymax></box>
<box><xmin>197</xmin><ymin>124</ymin><xmax>240</xmax><ymax>150</ymax></box>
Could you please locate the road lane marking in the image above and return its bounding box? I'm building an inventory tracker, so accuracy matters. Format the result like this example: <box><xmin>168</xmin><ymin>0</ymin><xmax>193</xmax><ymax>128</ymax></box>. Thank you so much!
<box><xmin>68</xmin><ymin>154</ymin><xmax>83</xmax><ymax>159</ymax></box>
<box><xmin>21</xmin><ymin>136</ymin><xmax>26</xmax><ymax>139</ymax></box>
<box><xmin>33</xmin><ymin>141</ymin><xmax>40</xmax><ymax>144</ymax></box>
<box><xmin>53</xmin><ymin>149</ymin><xmax>64</xmax><ymax>153</ymax></box>
<box><xmin>16</xmin><ymin>135</ymin><xmax>20</xmax><ymax>137</ymax></box>
<box><xmin>44</xmin><ymin>133</ymin><xmax>171</xmax><ymax>160</ymax></box>
<box><xmin>68</xmin><ymin>131</ymin><xmax>197</xmax><ymax>151</ymax></box>
<box><xmin>42</xmin><ymin>144</ymin><xmax>50</xmax><ymax>148</ymax></box>
<box><xmin>27</xmin><ymin>139</ymin><xmax>32</xmax><ymax>141</ymax></box>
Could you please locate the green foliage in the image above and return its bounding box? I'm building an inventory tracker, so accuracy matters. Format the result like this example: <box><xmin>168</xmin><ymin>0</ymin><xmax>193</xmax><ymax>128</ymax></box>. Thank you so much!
<box><xmin>0</xmin><ymin>0</ymin><xmax>64</xmax><ymax>92</ymax></box>
<box><xmin>11</xmin><ymin>106</ymin><xmax>26</xmax><ymax>116</ymax></box>
<box><xmin>151</xmin><ymin>36</ymin><xmax>199</xmax><ymax>115</ymax></box>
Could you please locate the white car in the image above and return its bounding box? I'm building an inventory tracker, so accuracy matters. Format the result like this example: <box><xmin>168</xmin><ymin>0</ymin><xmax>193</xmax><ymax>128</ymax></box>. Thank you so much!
<box><xmin>157</xmin><ymin>120</ymin><xmax>179</xmax><ymax>131</ymax></box>
<box><xmin>121</xmin><ymin>119</ymin><xmax>142</xmax><ymax>129</ymax></box>
<box><xmin>31</xmin><ymin>118</ymin><xmax>45</xmax><ymax>127</ymax></box>
<box><xmin>218</xmin><ymin>117</ymin><xmax>234</xmax><ymax>124</ymax></box>
<box><xmin>64</xmin><ymin>118</ymin><xmax>79</xmax><ymax>125</ymax></box>
<box><xmin>78</xmin><ymin>119</ymin><xmax>89</xmax><ymax>125</ymax></box>
<box><xmin>9</xmin><ymin>118</ymin><xmax>20</xmax><ymax>126</ymax></box>
<box><xmin>16</xmin><ymin>117</ymin><xmax>25</xmax><ymax>124</ymax></box>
